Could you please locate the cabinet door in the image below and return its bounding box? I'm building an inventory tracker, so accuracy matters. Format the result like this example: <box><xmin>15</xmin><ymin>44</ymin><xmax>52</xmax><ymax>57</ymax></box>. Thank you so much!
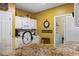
<box><xmin>15</xmin><ymin>16</ymin><xmax>22</xmax><ymax>29</ymax></box>
<box><xmin>22</xmin><ymin>17</ymin><xmax>30</xmax><ymax>29</ymax></box>
<box><xmin>34</xmin><ymin>19</ymin><xmax>37</xmax><ymax>29</ymax></box>
<box><xmin>30</xmin><ymin>19</ymin><xmax>37</xmax><ymax>29</ymax></box>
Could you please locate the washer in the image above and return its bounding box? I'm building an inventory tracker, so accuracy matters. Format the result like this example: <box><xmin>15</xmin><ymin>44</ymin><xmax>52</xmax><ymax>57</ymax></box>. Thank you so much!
<box><xmin>22</xmin><ymin>31</ymin><xmax>33</xmax><ymax>44</ymax></box>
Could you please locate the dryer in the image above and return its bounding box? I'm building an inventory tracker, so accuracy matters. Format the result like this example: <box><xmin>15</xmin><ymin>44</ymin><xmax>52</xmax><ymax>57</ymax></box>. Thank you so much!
<box><xmin>22</xmin><ymin>31</ymin><xmax>40</xmax><ymax>44</ymax></box>
<box><xmin>22</xmin><ymin>31</ymin><xmax>33</xmax><ymax>44</ymax></box>
<box><xmin>16</xmin><ymin>30</ymin><xmax>40</xmax><ymax>48</ymax></box>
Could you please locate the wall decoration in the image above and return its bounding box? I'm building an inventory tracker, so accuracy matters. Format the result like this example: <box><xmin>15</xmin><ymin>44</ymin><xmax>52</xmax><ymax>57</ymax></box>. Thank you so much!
<box><xmin>41</xmin><ymin>38</ymin><xmax>50</xmax><ymax>44</ymax></box>
<box><xmin>42</xmin><ymin>30</ymin><xmax>52</xmax><ymax>33</ymax></box>
<box><xmin>0</xmin><ymin>3</ymin><xmax>8</xmax><ymax>11</ymax></box>
<box><xmin>43</xmin><ymin>19</ymin><xmax>50</xmax><ymax>28</ymax></box>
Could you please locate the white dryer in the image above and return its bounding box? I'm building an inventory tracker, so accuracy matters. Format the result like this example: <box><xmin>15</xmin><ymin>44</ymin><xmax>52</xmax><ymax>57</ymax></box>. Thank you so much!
<box><xmin>22</xmin><ymin>31</ymin><xmax>33</xmax><ymax>44</ymax></box>
<box><xmin>16</xmin><ymin>31</ymin><xmax>40</xmax><ymax>48</ymax></box>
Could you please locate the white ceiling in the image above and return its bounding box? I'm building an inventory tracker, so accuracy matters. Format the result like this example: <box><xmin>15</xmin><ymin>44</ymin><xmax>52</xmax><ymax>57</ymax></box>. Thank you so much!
<box><xmin>16</xmin><ymin>3</ymin><xmax>64</xmax><ymax>13</ymax></box>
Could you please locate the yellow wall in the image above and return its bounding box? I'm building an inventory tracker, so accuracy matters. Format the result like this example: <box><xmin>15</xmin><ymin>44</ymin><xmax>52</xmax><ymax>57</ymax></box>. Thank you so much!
<box><xmin>15</xmin><ymin>8</ymin><xmax>34</xmax><ymax>18</ymax></box>
<box><xmin>8</xmin><ymin>3</ymin><xmax>16</xmax><ymax>49</ymax></box>
<box><xmin>34</xmin><ymin>4</ymin><xmax>74</xmax><ymax>47</ymax></box>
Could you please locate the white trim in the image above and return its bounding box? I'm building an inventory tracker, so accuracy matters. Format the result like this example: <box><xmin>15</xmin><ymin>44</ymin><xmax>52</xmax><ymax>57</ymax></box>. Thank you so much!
<box><xmin>54</xmin><ymin>16</ymin><xmax>56</xmax><ymax>47</ymax></box>
<box><xmin>74</xmin><ymin>3</ymin><xmax>76</xmax><ymax>26</ymax></box>
<box><xmin>74</xmin><ymin>3</ymin><xmax>79</xmax><ymax>27</ymax></box>
<box><xmin>0</xmin><ymin>10</ymin><xmax>12</xmax><ymax>15</ymax></box>
<box><xmin>54</xmin><ymin>13</ymin><xmax>72</xmax><ymax>48</ymax></box>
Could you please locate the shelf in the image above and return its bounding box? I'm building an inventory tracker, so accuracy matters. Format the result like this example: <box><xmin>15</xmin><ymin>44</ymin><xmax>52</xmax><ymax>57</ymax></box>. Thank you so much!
<box><xmin>15</xmin><ymin>28</ymin><xmax>36</xmax><ymax>31</ymax></box>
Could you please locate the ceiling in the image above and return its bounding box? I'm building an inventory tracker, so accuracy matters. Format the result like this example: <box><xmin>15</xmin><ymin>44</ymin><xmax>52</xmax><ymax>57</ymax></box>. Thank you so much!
<box><xmin>16</xmin><ymin>3</ymin><xmax>64</xmax><ymax>13</ymax></box>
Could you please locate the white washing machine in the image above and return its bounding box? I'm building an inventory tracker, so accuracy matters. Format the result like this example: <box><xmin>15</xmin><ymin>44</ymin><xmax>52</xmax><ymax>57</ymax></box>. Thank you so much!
<box><xmin>16</xmin><ymin>31</ymin><xmax>40</xmax><ymax>48</ymax></box>
<box><xmin>22</xmin><ymin>31</ymin><xmax>33</xmax><ymax>44</ymax></box>
<box><xmin>22</xmin><ymin>31</ymin><xmax>40</xmax><ymax>44</ymax></box>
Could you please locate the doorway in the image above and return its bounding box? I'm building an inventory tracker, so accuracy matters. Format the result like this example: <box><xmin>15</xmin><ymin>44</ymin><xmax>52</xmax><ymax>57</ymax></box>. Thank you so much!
<box><xmin>54</xmin><ymin>14</ymin><xmax>72</xmax><ymax>47</ymax></box>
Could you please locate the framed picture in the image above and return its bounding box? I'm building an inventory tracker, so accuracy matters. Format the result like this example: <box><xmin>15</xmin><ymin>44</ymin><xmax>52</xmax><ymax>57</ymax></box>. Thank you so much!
<box><xmin>43</xmin><ymin>19</ymin><xmax>50</xmax><ymax>28</ymax></box>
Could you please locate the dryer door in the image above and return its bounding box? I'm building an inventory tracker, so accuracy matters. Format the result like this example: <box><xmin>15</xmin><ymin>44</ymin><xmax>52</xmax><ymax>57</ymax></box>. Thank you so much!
<box><xmin>22</xmin><ymin>31</ymin><xmax>33</xmax><ymax>44</ymax></box>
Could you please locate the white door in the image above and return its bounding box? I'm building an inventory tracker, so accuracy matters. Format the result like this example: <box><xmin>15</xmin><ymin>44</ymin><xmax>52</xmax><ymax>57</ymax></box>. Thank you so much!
<box><xmin>64</xmin><ymin>14</ymin><xmax>73</xmax><ymax>43</ymax></box>
<box><xmin>0</xmin><ymin>11</ymin><xmax>12</xmax><ymax>51</ymax></box>
<box><xmin>64</xmin><ymin>14</ymin><xmax>79</xmax><ymax>43</ymax></box>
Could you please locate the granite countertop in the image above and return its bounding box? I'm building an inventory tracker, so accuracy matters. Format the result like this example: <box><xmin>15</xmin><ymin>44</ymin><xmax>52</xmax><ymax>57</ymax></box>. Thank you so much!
<box><xmin>1</xmin><ymin>43</ymin><xmax>79</xmax><ymax>56</ymax></box>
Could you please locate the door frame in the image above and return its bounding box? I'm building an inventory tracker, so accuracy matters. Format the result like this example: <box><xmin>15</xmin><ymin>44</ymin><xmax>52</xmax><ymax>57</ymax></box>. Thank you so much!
<box><xmin>54</xmin><ymin>13</ymin><xmax>72</xmax><ymax>47</ymax></box>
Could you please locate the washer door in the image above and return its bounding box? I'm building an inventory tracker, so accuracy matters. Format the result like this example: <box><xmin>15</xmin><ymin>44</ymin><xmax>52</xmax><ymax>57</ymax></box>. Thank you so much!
<box><xmin>22</xmin><ymin>31</ymin><xmax>33</xmax><ymax>44</ymax></box>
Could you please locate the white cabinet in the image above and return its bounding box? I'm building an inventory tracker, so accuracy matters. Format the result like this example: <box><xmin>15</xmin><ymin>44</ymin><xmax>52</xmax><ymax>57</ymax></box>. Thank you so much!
<box><xmin>15</xmin><ymin>16</ymin><xmax>22</xmax><ymax>29</ymax></box>
<box><xmin>34</xmin><ymin>19</ymin><xmax>37</xmax><ymax>29</ymax></box>
<box><xmin>30</xmin><ymin>19</ymin><xmax>37</xmax><ymax>29</ymax></box>
<box><xmin>22</xmin><ymin>17</ymin><xmax>31</xmax><ymax>29</ymax></box>
<box><xmin>15</xmin><ymin>16</ymin><xmax>37</xmax><ymax>29</ymax></box>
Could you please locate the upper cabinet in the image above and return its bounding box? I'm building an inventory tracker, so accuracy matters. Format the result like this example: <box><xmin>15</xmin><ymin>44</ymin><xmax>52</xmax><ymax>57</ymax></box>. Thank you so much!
<box><xmin>15</xmin><ymin>16</ymin><xmax>37</xmax><ymax>29</ymax></box>
<box><xmin>15</xmin><ymin>16</ymin><xmax>22</xmax><ymax>29</ymax></box>
<box><xmin>30</xmin><ymin>19</ymin><xmax>37</xmax><ymax>29</ymax></box>
<box><xmin>22</xmin><ymin>17</ymin><xmax>31</xmax><ymax>29</ymax></box>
